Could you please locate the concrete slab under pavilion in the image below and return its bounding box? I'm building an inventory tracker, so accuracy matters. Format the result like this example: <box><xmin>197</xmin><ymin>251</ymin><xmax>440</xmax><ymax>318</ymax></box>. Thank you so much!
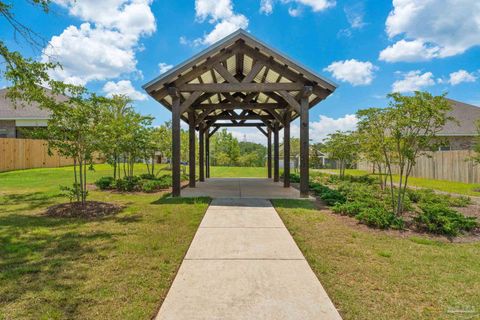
<box><xmin>181</xmin><ymin>178</ymin><xmax>312</xmax><ymax>199</ymax></box>
<box><xmin>143</xmin><ymin>29</ymin><xmax>337</xmax><ymax>198</ymax></box>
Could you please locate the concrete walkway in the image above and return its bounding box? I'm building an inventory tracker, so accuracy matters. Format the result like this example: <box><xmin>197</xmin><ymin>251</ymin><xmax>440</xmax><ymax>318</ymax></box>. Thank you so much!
<box><xmin>156</xmin><ymin>198</ymin><xmax>342</xmax><ymax>320</ymax></box>
<box><xmin>181</xmin><ymin>178</ymin><xmax>308</xmax><ymax>199</ymax></box>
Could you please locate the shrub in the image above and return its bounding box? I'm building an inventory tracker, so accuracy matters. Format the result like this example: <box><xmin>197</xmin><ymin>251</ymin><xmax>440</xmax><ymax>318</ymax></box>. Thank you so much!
<box><xmin>115</xmin><ymin>176</ymin><xmax>141</xmax><ymax>192</ymax></box>
<box><xmin>447</xmin><ymin>196</ymin><xmax>472</xmax><ymax>207</ymax></box>
<box><xmin>310</xmin><ymin>182</ymin><xmax>346</xmax><ymax>206</ymax></box>
<box><xmin>289</xmin><ymin>173</ymin><xmax>300</xmax><ymax>183</ymax></box>
<box><xmin>406</xmin><ymin>188</ymin><xmax>422</xmax><ymax>203</ymax></box>
<box><xmin>415</xmin><ymin>203</ymin><xmax>478</xmax><ymax>236</ymax></box>
<box><xmin>332</xmin><ymin>202</ymin><xmax>366</xmax><ymax>217</ymax></box>
<box><xmin>141</xmin><ymin>180</ymin><xmax>163</xmax><ymax>193</ymax></box>
<box><xmin>139</xmin><ymin>173</ymin><xmax>156</xmax><ymax>180</ymax></box>
<box><xmin>356</xmin><ymin>208</ymin><xmax>404</xmax><ymax>229</ymax></box>
<box><xmin>349</xmin><ymin>174</ymin><xmax>376</xmax><ymax>184</ymax></box>
<box><xmin>95</xmin><ymin>176</ymin><xmax>115</xmax><ymax>190</ymax></box>
<box><xmin>154</xmin><ymin>175</ymin><xmax>172</xmax><ymax>189</ymax></box>
<box><xmin>407</xmin><ymin>188</ymin><xmax>471</xmax><ymax>207</ymax></box>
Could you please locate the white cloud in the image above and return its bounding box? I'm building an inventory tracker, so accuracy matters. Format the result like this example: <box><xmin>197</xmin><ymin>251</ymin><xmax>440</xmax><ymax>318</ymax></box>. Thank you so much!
<box><xmin>43</xmin><ymin>0</ymin><xmax>155</xmax><ymax>85</ymax></box>
<box><xmin>379</xmin><ymin>39</ymin><xmax>440</xmax><ymax>62</ymax></box>
<box><xmin>290</xmin><ymin>114</ymin><xmax>358</xmax><ymax>143</ymax></box>
<box><xmin>53</xmin><ymin>0</ymin><xmax>155</xmax><ymax>38</ymax></box>
<box><xmin>338</xmin><ymin>4</ymin><xmax>365</xmax><ymax>38</ymax></box>
<box><xmin>447</xmin><ymin>70</ymin><xmax>477</xmax><ymax>86</ymax></box>
<box><xmin>102</xmin><ymin>80</ymin><xmax>147</xmax><ymax>100</ymax></box>
<box><xmin>158</xmin><ymin>63</ymin><xmax>174</xmax><ymax>74</ymax></box>
<box><xmin>229</xmin><ymin>128</ymin><xmax>268</xmax><ymax>144</ymax></box>
<box><xmin>310</xmin><ymin>114</ymin><xmax>358</xmax><ymax>142</ymax></box>
<box><xmin>344</xmin><ymin>3</ymin><xmax>366</xmax><ymax>29</ymax></box>
<box><xmin>191</xmin><ymin>0</ymin><xmax>249</xmax><ymax>46</ymax></box>
<box><xmin>260</xmin><ymin>0</ymin><xmax>274</xmax><ymax>14</ymax></box>
<box><xmin>226</xmin><ymin>114</ymin><xmax>357</xmax><ymax>144</ymax></box>
<box><xmin>288</xmin><ymin>7</ymin><xmax>302</xmax><ymax>17</ymax></box>
<box><xmin>260</xmin><ymin>0</ymin><xmax>335</xmax><ymax>15</ymax></box>
<box><xmin>392</xmin><ymin>70</ymin><xmax>435</xmax><ymax>93</ymax></box>
<box><xmin>43</xmin><ymin>23</ymin><xmax>137</xmax><ymax>85</ymax></box>
<box><xmin>324</xmin><ymin>59</ymin><xmax>377</xmax><ymax>86</ymax></box>
<box><xmin>380</xmin><ymin>0</ymin><xmax>480</xmax><ymax>62</ymax></box>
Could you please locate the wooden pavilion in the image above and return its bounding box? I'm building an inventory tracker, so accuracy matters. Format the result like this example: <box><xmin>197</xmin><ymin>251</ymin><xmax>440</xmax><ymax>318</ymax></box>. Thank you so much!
<box><xmin>143</xmin><ymin>30</ymin><xmax>336</xmax><ymax>197</ymax></box>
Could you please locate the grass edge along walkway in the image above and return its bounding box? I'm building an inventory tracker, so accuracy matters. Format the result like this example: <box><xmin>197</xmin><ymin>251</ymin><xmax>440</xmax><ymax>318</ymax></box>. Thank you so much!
<box><xmin>273</xmin><ymin>199</ymin><xmax>480</xmax><ymax>320</ymax></box>
<box><xmin>0</xmin><ymin>164</ymin><xmax>211</xmax><ymax>319</ymax></box>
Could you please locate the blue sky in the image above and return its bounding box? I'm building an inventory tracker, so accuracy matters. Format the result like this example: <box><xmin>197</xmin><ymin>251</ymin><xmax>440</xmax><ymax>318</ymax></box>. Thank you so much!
<box><xmin>2</xmin><ymin>0</ymin><xmax>480</xmax><ymax>142</ymax></box>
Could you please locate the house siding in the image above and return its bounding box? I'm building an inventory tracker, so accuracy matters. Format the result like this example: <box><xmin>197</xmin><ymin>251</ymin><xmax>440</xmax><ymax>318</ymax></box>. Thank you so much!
<box><xmin>0</xmin><ymin>120</ymin><xmax>16</xmax><ymax>138</ymax></box>
<box><xmin>444</xmin><ymin>136</ymin><xmax>476</xmax><ymax>150</ymax></box>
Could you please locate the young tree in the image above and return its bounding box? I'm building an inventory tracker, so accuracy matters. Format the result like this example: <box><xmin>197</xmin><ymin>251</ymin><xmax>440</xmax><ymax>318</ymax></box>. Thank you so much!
<box><xmin>322</xmin><ymin>131</ymin><xmax>359</xmax><ymax>178</ymax></box>
<box><xmin>40</xmin><ymin>88</ymin><xmax>101</xmax><ymax>205</ymax></box>
<box><xmin>386</xmin><ymin>92</ymin><xmax>453</xmax><ymax>214</ymax></box>
<box><xmin>357</xmin><ymin>92</ymin><xmax>453</xmax><ymax>215</ymax></box>
<box><xmin>356</xmin><ymin>108</ymin><xmax>391</xmax><ymax>190</ymax></box>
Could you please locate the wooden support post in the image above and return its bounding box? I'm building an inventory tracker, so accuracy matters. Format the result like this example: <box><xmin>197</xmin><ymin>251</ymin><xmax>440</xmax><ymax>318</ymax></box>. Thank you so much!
<box><xmin>284</xmin><ymin>112</ymin><xmax>291</xmax><ymax>188</ymax></box>
<box><xmin>199</xmin><ymin>123</ymin><xmax>205</xmax><ymax>182</ymax></box>
<box><xmin>170</xmin><ymin>88</ymin><xmax>181</xmax><ymax>197</ymax></box>
<box><xmin>188</xmin><ymin>111</ymin><xmax>196</xmax><ymax>188</ymax></box>
<box><xmin>206</xmin><ymin>127</ymin><xmax>210</xmax><ymax>178</ymax></box>
<box><xmin>274</xmin><ymin>122</ymin><xmax>279</xmax><ymax>182</ymax></box>
<box><xmin>300</xmin><ymin>87</ymin><xmax>312</xmax><ymax>198</ymax></box>
<box><xmin>267</xmin><ymin>127</ymin><xmax>272</xmax><ymax>179</ymax></box>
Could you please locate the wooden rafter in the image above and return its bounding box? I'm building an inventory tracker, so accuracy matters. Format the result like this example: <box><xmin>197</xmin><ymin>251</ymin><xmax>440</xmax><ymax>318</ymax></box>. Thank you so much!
<box><xmin>178</xmin><ymin>82</ymin><xmax>304</xmax><ymax>93</ymax></box>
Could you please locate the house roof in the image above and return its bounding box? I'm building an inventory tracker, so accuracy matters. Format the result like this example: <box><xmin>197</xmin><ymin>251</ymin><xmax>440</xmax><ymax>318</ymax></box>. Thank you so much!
<box><xmin>143</xmin><ymin>29</ymin><xmax>337</xmax><ymax>127</ymax></box>
<box><xmin>0</xmin><ymin>88</ymin><xmax>53</xmax><ymax>120</ymax></box>
<box><xmin>439</xmin><ymin>99</ymin><xmax>480</xmax><ymax>136</ymax></box>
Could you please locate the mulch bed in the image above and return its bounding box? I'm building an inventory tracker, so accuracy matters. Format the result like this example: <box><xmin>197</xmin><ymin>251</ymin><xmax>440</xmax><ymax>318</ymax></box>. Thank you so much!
<box><xmin>45</xmin><ymin>201</ymin><xmax>123</xmax><ymax>218</ymax></box>
<box><xmin>311</xmin><ymin>198</ymin><xmax>480</xmax><ymax>243</ymax></box>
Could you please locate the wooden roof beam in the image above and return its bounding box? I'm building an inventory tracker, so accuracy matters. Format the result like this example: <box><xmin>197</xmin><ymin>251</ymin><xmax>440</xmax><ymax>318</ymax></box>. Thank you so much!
<box><xmin>178</xmin><ymin>82</ymin><xmax>304</xmax><ymax>93</ymax></box>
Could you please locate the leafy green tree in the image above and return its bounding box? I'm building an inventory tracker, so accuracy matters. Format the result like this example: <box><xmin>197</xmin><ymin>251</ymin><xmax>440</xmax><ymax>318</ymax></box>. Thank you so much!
<box><xmin>210</xmin><ymin>129</ymin><xmax>240</xmax><ymax>166</ymax></box>
<box><xmin>322</xmin><ymin>131</ymin><xmax>359</xmax><ymax>178</ymax></box>
<box><xmin>239</xmin><ymin>141</ymin><xmax>266</xmax><ymax>167</ymax></box>
<box><xmin>357</xmin><ymin>92</ymin><xmax>453</xmax><ymax>215</ymax></box>
<box><xmin>1</xmin><ymin>1</ymin><xmax>71</xmax><ymax>112</ymax></box>
<box><xmin>39</xmin><ymin>88</ymin><xmax>101</xmax><ymax>204</ymax></box>
<box><xmin>357</xmin><ymin>108</ymin><xmax>391</xmax><ymax>190</ymax></box>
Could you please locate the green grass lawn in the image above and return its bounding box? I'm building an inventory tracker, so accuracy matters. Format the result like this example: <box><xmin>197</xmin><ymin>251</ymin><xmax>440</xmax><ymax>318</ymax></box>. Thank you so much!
<box><xmin>0</xmin><ymin>164</ymin><xmax>209</xmax><ymax>319</ymax></box>
<box><xmin>316</xmin><ymin>169</ymin><xmax>480</xmax><ymax>196</ymax></box>
<box><xmin>273</xmin><ymin>199</ymin><xmax>480</xmax><ymax>320</ymax></box>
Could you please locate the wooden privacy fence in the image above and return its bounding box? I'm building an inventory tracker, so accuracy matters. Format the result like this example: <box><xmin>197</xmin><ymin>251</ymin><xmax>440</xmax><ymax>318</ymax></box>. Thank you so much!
<box><xmin>358</xmin><ymin>150</ymin><xmax>480</xmax><ymax>184</ymax></box>
<box><xmin>0</xmin><ymin>138</ymin><xmax>74</xmax><ymax>172</ymax></box>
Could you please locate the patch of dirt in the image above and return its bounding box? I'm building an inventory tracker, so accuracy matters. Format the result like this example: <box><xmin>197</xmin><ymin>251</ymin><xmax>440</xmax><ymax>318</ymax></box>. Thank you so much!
<box><xmin>455</xmin><ymin>202</ymin><xmax>480</xmax><ymax>219</ymax></box>
<box><xmin>45</xmin><ymin>201</ymin><xmax>123</xmax><ymax>218</ymax></box>
<box><xmin>311</xmin><ymin>197</ymin><xmax>480</xmax><ymax>243</ymax></box>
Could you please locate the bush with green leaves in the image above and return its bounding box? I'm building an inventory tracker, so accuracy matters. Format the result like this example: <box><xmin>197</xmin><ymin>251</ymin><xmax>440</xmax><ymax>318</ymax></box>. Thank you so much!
<box><xmin>332</xmin><ymin>202</ymin><xmax>367</xmax><ymax>217</ymax></box>
<box><xmin>140</xmin><ymin>180</ymin><xmax>165</xmax><ymax>193</ymax></box>
<box><xmin>356</xmin><ymin>207</ymin><xmax>405</xmax><ymax>230</ymax></box>
<box><xmin>95</xmin><ymin>176</ymin><xmax>115</xmax><ymax>190</ymax></box>
<box><xmin>289</xmin><ymin>173</ymin><xmax>300</xmax><ymax>183</ymax></box>
<box><xmin>407</xmin><ymin>188</ymin><xmax>471</xmax><ymax>207</ymax></box>
<box><xmin>139</xmin><ymin>173</ymin><xmax>156</xmax><ymax>180</ymax></box>
<box><xmin>415</xmin><ymin>203</ymin><xmax>478</xmax><ymax>236</ymax></box>
<box><xmin>115</xmin><ymin>176</ymin><xmax>142</xmax><ymax>192</ymax></box>
<box><xmin>310</xmin><ymin>182</ymin><xmax>346</xmax><ymax>206</ymax></box>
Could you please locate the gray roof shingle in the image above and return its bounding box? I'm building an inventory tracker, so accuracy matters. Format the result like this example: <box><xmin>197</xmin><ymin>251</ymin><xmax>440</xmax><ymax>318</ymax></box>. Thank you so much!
<box><xmin>0</xmin><ymin>88</ymin><xmax>56</xmax><ymax>119</ymax></box>
<box><xmin>439</xmin><ymin>99</ymin><xmax>480</xmax><ymax>136</ymax></box>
